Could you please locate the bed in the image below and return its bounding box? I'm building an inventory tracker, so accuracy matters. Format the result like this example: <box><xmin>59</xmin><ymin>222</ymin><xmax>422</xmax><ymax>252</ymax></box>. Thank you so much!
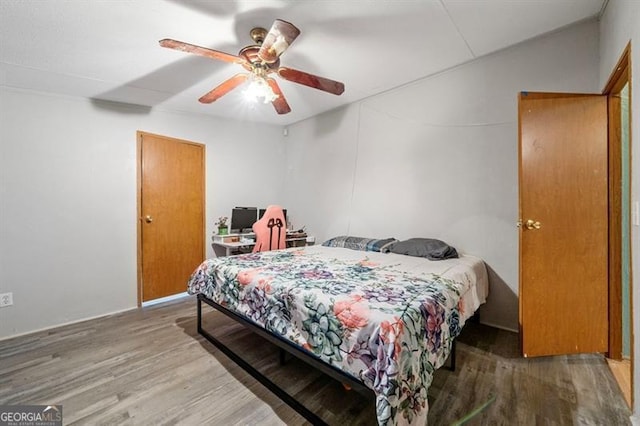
<box><xmin>187</xmin><ymin>243</ymin><xmax>489</xmax><ymax>425</ymax></box>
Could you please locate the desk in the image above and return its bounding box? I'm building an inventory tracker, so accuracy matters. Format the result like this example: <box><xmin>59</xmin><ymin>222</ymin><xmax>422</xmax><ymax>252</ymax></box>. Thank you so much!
<box><xmin>211</xmin><ymin>233</ymin><xmax>313</xmax><ymax>257</ymax></box>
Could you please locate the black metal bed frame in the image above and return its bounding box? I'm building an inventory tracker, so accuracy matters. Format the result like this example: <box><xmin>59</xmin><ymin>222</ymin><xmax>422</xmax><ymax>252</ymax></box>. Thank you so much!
<box><xmin>196</xmin><ymin>293</ymin><xmax>456</xmax><ymax>425</ymax></box>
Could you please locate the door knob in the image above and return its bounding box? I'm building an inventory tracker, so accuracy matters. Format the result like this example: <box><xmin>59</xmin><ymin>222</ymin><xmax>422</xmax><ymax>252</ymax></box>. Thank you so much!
<box><xmin>525</xmin><ymin>219</ymin><xmax>541</xmax><ymax>230</ymax></box>
<box><xmin>145</xmin><ymin>215</ymin><xmax>153</xmax><ymax>223</ymax></box>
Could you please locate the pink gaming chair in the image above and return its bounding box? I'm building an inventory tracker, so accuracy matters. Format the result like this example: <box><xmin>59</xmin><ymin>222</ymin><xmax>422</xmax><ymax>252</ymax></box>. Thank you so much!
<box><xmin>252</xmin><ymin>205</ymin><xmax>287</xmax><ymax>252</ymax></box>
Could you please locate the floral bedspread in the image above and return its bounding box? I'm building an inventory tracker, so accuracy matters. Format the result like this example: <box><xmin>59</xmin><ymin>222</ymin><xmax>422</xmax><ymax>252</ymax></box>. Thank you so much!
<box><xmin>187</xmin><ymin>245</ymin><xmax>487</xmax><ymax>425</ymax></box>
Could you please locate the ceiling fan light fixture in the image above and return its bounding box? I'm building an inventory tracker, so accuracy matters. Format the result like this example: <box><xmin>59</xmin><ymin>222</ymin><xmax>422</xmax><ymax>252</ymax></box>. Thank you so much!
<box><xmin>269</xmin><ymin>35</ymin><xmax>289</xmax><ymax>57</ymax></box>
<box><xmin>244</xmin><ymin>74</ymin><xmax>279</xmax><ymax>104</ymax></box>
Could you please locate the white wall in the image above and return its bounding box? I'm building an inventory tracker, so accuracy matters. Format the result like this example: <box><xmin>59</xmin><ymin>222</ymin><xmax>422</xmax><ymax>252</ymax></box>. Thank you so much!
<box><xmin>599</xmin><ymin>0</ymin><xmax>640</xmax><ymax>417</ymax></box>
<box><xmin>0</xmin><ymin>88</ymin><xmax>285</xmax><ymax>339</ymax></box>
<box><xmin>284</xmin><ymin>20</ymin><xmax>600</xmax><ymax>331</ymax></box>
<box><xmin>0</xmin><ymin>17</ymin><xmax>608</xmax><ymax>339</ymax></box>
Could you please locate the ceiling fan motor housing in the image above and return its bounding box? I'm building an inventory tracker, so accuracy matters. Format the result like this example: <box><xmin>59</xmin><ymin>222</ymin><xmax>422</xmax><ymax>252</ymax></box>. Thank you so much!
<box><xmin>249</xmin><ymin>27</ymin><xmax>268</xmax><ymax>45</ymax></box>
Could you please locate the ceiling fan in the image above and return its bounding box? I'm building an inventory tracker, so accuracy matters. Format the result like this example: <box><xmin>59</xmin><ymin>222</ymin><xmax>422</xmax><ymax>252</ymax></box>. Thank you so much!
<box><xmin>159</xmin><ymin>19</ymin><xmax>345</xmax><ymax>115</ymax></box>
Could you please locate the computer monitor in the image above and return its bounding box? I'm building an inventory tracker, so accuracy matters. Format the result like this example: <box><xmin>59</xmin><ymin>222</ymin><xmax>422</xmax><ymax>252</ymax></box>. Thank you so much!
<box><xmin>259</xmin><ymin>208</ymin><xmax>287</xmax><ymax>222</ymax></box>
<box><xmin>230</xmin><ymin>207</ymin><xmax>257</xmax><ymax>233</ymax></box>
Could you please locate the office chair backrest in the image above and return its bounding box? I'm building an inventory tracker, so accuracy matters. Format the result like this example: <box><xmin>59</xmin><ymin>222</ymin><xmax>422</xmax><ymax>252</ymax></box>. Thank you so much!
<box><xmin>252</xmin><ymin>205</ymin><xmax>287</xmax><ymax>252</ymax></box>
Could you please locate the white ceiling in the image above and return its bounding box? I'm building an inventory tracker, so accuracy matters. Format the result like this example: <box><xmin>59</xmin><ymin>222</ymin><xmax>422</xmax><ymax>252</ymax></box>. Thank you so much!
<box><xmin>0</xmin><ymin>0</ymin><xmax>605</xmax><ymax>126</ymax></box>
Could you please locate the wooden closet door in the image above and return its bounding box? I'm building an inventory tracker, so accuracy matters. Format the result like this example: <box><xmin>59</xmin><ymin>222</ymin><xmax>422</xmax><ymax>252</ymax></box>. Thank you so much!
<box><xmin>138</xmin><ymin>132</ymin><xmax>205</xmax><ymax>302</ymax></box>
<box><xmin>519</xmin><ymin>93</ymin><xmax>608</xmax><ymax>357</ymax></box>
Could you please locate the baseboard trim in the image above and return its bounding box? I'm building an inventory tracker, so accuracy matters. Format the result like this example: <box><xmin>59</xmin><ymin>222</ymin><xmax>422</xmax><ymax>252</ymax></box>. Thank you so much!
<box><xmin>0</xmin><ymin>305</ymin><xmax>138</xmax><ymax>342</ymax></box>
<box><xmin>141</xmin><ymin>292</ymin><xmax>190</xmax><ymax>307</ymax></box>
<box><xmin>479</xmin><ymin>320</ymin><xmax>519</xmax><ymax>334</ymax></box>
<box><xmin>1</xmin><ymin>293</ymin><xmax>195</xmax><ymax>342</ymax></box>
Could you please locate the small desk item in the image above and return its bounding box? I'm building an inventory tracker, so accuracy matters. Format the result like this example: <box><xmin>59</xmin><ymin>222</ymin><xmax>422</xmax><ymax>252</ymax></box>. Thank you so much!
<box><xmin>286</xmin><ymin>232</ymin><xmax>308</xmax><ymax>247</ymax></box>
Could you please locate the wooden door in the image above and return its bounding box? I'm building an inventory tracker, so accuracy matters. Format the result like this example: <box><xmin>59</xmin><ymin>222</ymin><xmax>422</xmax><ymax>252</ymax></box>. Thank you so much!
<box><xmin>519</xmin><ymin>93</ymin><xmax>608</xmax><ymax>357</ymax></box>
<box><xmin>138</xmin><ymin>132</ymin><xmax>205</xmax><ymax>302</ymax></box>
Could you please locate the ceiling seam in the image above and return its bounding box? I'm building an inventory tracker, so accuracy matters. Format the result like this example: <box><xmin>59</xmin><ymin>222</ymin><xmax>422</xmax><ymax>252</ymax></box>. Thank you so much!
<box><xmin>0</xmin><ymin>61</ymin><xmax>175</xmax><ymax>95</ymax></box>
<box><xmin>349</xmin><ymin>17</ymin><xmax>599</xmax><ymax>120</ymax></box>
<box><xmin>598</xmin><ymin>0</ymin><xmax>610</xmax><ymax>19</ymax></box>
<box><xmin>438</xmin><ymin>0</ymin><xmax>476</xmax><ymax>58</ymax></box>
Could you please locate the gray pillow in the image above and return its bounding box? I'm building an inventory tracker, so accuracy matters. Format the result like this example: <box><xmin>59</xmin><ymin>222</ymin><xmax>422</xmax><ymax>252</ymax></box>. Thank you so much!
<box><xmin>387</xmin><ymin>238</ymin><xmax>458</xmax><ymax>260</ymax></box>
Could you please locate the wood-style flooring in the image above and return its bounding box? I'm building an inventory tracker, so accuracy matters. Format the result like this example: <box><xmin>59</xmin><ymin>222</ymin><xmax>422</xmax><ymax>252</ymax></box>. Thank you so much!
<box><xmin>0</xmin><ymin>296</ymin><xmax>632</xmax><ymax>425</ymax></box>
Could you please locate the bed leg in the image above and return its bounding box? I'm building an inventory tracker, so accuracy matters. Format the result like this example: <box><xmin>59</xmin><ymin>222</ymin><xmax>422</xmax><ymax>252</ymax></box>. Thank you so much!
<box><xmin>447</xmin><ymin>340</ymin><xmax>456</xmax><ymax>372</ymax></box>
<box><xmin>197</xmin><ymin>295</ymin><xmax>203</xmax><ymax>334</ymax></box>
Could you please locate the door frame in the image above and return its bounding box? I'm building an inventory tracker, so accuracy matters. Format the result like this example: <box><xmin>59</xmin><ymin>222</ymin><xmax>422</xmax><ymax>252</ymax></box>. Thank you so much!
<box><xmin>603</xmin><ymin>42</ymin><xmax>632</xmax><ymax>403</ymax></box>
<box><xmin>136</xmin><ymin>131</ymin><xmax>206</xmax><ymax>306</ymax></box>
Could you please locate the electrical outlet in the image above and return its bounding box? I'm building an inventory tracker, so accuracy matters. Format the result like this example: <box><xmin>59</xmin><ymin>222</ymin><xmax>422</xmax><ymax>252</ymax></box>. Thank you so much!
<box><xmin>0</xmin><ymin>292</ymin><xmax>13</xmax><ymax>307</ymax></box>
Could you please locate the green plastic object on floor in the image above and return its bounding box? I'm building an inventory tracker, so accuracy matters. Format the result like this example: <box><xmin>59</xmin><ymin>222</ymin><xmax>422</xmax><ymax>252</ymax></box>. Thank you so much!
<box><xmin>451</xmin><ymin>394</ymin><xmax>496</xmax><ymax>425</ymax></box>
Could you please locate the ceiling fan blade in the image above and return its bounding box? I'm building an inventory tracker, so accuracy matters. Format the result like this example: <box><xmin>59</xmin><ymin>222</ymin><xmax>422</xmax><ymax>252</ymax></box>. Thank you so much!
<box><xmin>278</xmin><ymin>67</ymin><xmax>345</xmax><ymax>95</ymax></box>
<box><xmin>199</xmin><ymin>73</ymin><xmax>248</xmax><ymax>104</ymax></box>
<box><xmin>266</xmin><ymin>78</ymin><xmax>291</xmax><ymax>115</ymax></box>
<box><xmin>159</xmin><ymin>39</ymin><xmax>247</xmax><ymax>65</ymax></box>
<box><xmin>257</xmin><ymin>19</ymin><xmax>301</xmax><ymax>64</ymax></box>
